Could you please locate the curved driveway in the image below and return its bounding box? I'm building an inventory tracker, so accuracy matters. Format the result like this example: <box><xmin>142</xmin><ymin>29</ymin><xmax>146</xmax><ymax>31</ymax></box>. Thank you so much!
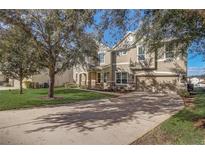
<box><xmin>0</xmin><ymin>92</ymin><xmax>184</xmax><ymax>144</ymax></box>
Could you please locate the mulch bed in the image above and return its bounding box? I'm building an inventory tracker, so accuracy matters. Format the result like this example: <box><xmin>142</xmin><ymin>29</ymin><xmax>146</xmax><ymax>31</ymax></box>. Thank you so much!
<box><xmin>183</xmin><ymin>95</ymin><xmax>205</xmax><ymax>129</ymax></box>
<box><xmin>194</xmin><ymin>118</ymin><xmax>205</xmax><ymax>129</ymax></box>
<box><xmin>183</xmin><ymin>96</ymin><xmax>195</xmax><ymax>108</ymax></box>
<box><xmin>39</xmin><ymin>96</ymin><xmax>64</xmax><ymax>100</ymax></box>
<box><xmin>131</xmin><ymin>126</ymin><xmax>172</xmax><ymax>145</ymax></box>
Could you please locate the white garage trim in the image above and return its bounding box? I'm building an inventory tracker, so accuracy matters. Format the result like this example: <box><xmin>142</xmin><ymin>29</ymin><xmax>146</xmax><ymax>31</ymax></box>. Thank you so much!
<box><xmin>153</xmin><ymin>71</ymin><xmax>177</xmax><ymax>75</ymax></box>
<box><xmin>135</xmin><ymin>71</ymin><xmax>177</xmax><ymax>76</ymax></box>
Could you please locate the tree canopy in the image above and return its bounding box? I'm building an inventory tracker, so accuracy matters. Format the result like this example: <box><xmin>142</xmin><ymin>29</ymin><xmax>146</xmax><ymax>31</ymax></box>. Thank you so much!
<box><xmin>1</xmin><ymin>9</ymin><xmax>205</xmax><ymax>96</ymax></box>
<box><xmin>0</xmin><ymin>27</ymin><xmax>40</xmax><ymax>94</ymax></box>
<box><xmin>0</xmin><ymin>10</ymin><xmax>98</xmax><ymax>97</ymax></box>
<box><xmin>102</xmin><ymin>10</ymin><xmax>205</xmax><ymax>59</ymax></box>
<box><xmin>136</xmin><ymin>10</ymin><xmax>205</xmax><ymax>57</ymax></box>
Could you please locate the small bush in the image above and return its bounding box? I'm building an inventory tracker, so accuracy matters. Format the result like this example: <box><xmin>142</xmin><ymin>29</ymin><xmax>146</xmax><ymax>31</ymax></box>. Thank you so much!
<box><xmin>24</xmin><ymin>81</ymin><xmax>32</xmax><ymax>88</ymax></box>
<box><xmin>4</xmin><ymin>83</ymin><xmax>12</xmax><ymax>87</ymax></box>
<box><xmin>177</xmin><ymin>89</ymin><xmax>190</xmax><ymax>97</ymax></box>
<box><xmin>64</xmin><ymin>82</ymin><xmax>78</xmax><ymax>88</ymax></box>
<box><xmin>25</xmin><ymin>82</ymin><xmax>41</xmax><ymax>89</ymax></box>
<box><xmin>79</xmin><ymin>85</ymin><xmax>88</xmax><ymax>89</ymax></box>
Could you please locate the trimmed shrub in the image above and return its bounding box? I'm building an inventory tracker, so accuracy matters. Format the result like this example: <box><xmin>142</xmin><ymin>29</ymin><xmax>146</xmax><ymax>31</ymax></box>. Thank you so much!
<box><xmin>177</xmin><ymin>89</ymin><xmax>190</xmax><ymax>97</ymax></box>
<box><xmin>23</xmin><ymin>81</ymin><xmax>32</xmax><ymax>88</ymax></box>
<box><xmin>64</xmin><ymin>82</ymin><xmax>78</xmax><ymax>88</ymax></box>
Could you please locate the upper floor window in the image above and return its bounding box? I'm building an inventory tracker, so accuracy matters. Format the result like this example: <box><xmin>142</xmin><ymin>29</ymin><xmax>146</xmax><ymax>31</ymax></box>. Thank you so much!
<box><xmin>116</xmin><ymin>51</ymin><xmax>127</xmax><ymax>56</ymax></box>
<box><xmin>122</xmin><ymin>51</ymin><xmax>127</xmax><ymax>55</ymax></box>
<box><xmin>165</xmin><ymin>44</ymin><xmax>174</xmax><ymax>59</ymax></box>
<box><xmin>165</xmin><ymin>51</ymin><xmax>174</xmax><ymax>59</ymax></box>
<box><xmin>116</xmin><ymin>51</ymin><xmax>121</xmax><ymax>56</ymax></box>
<box><xmin>138</xmin><ymin>46</ymin><xmax>145</xmax><ymax>61</ymax></box>
<box><xmin>98</xmin><ymin>52</ymin><xmax>105</xmax><ymax>64</ymax></box>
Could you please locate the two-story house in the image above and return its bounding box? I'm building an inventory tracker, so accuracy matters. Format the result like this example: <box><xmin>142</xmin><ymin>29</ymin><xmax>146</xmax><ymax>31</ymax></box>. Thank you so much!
<box><xmin>1</xmin><ymin>31</ymin><xmax>187</xmax><ymax>92</ymax></box>
<box><xmin>73</xmin><ymin>31</ymin><xmax>187</xmax><ymax>92</ymax></box>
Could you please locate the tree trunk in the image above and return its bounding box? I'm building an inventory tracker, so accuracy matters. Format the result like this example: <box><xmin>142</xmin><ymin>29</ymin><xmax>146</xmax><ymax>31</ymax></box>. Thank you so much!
<box><xmin>19</xmin><ymin>78</ymin><xmax>23</xmax><ymax>94</ymax></box>
<box><xmin>48</xmin><ymin>68</ymin><xmax>55</xmax><ymax>98</ymax></box>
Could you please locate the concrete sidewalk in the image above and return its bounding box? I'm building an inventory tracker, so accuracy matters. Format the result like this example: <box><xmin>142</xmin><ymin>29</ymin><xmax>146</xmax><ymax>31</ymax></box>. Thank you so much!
<box><xmin>0</xmin><ymin>92</ymin><xmax>184</xmax><ymax>144</ymax></box>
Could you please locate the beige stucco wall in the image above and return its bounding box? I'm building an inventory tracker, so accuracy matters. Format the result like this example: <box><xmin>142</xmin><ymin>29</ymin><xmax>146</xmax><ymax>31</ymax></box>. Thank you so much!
<box><xmin>111</xmin><ymin>34</ymin><xmax>187</xmax><ymax>92</ymax></box>
<box><xmin>73</xmin><ymin>65</ymin><xmax>89</xmax><ymax>85</ymax></box>
<box><xmin>0</xmin><ymin>74</ymin><xmax>5</xmax><ymax>82</ymax></box>
<box><xmin>114</xmin><ymin>38</ymin><xmax>156</xmax><ymax>70</ymax></box>
<box><xmin>32</xmin><ymin>69</ymin><xmax>73</xmax><ymax>87</ymax></box>
<box><xmin>113</xmin><ymin>34</ymin><xmax>187</xmax><ymax>76</ymax></box>
<box><xmin>72</xmin><ymin>32</ymin><xmax>187</xmax><ymax>91</ymax></box>
<box><xmin>98</xmin><ymin>50</ymin><xmax>111</xmax><ymax>66</ymax></box>
<box><xmin>32</xmin><ymin>72</ymin><xmax>48</xmax><ymax>84</ymax></box>
<box><xmin>157</xmin><ymin>59</ymin><xmax>186</xmax><ymax>74</ymax></box>
<box><xmin>115</xmin><ymin>64</ymin><xmax>131</xmax><ymax>74</ymax></box>
<box><xmin>156</xmin><ymin>45</ymin><xmax>187</xmax><ymax>74</ymax></box>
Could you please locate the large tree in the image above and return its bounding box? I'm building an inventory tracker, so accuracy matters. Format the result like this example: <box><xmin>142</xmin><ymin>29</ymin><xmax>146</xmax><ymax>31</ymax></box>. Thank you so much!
<box><xmin>0</xmin><ymin>27</ymin><xmax>40</xmax><ymax>94</ymax></box>
<box><xmin>134</xmin><ymin>10</ymin><xmax>205</xmax><ymax>58</ymax></box>
<box><xmin>94</xmin><ymin>10</ymin><xmax>205</xmax><ymax>58</ymax></box>
<box><xmin>0</xmin><ymin>10</ymin><xmax>98</xmax><ymax>98</ymax></box>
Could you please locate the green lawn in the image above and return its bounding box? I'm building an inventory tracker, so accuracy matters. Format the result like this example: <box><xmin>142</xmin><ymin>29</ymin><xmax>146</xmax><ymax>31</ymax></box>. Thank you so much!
<box><xmin>0</xmin><ymin>88</ymin><xmax>114</xmax><ymax>111</ymax></box>
<box><xmin>133</xmin><ymin>93</ymin><xmax>205</xmax><ymax>144</ymax></box>
<box><xmin>159</xmin><ymin>93</ymin><xmax>205</xmax><ymax>144</ymax></box>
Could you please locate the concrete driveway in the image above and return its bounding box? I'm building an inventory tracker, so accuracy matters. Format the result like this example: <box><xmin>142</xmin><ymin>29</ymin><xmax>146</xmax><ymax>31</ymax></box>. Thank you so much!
<box><xmin>0</xmin><ymin>86</ymin><xmax>18</xmax><ymax>91</ymax></box>
<box><xmin>0</xmin><ymin>92</ymin><xmax>184</xmax><ymax>144</ymax></box>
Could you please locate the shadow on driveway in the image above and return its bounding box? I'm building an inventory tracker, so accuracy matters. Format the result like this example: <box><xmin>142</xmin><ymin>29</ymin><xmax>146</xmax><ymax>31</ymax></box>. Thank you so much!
<box><xmin>25</xmin><ymin>92</ymin><xmax>184</xmax><ymax>133</ymax></box>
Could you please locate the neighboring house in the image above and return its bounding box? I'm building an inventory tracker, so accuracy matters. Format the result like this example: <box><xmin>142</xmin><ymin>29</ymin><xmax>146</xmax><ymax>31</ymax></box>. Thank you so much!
<box><xmin>189</xmin><ymin>77</ymin><xmax>201</xmax><ymax>85</ymax></box>
<box><xmin>188</xmin><ymin>77</ymin><xmax>205</xmax><ymax>88</ymax></box>
<box><xmin>0</xmin><ymin>73</ymin><xmax>7</xmax><ymax>86</ymax></box>
<box><xmin>73</xmin><ymin>32</ymin><xmax>187</xmax><ymax>92</ymax></box>
<box><xmin>31</xmin><ymin>69</ymin><xmax>74</xmax><ymax>87</ymax></box>
<box><xmin>0</xmin><ymin>69</ymin><xmax>74</xmax><ymax>88</ymax></box>
<box><xmin>0</xmin><ymin>72</ymin><xmax>20</xmax><ymax>88</ymax></box>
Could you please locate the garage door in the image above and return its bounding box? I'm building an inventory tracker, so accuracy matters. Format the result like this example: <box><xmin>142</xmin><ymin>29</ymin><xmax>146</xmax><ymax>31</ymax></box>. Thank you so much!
<box><xmin>136</xmin><ymin>76</ymin><xmax>178</xmax><ymax>92</ymax></box>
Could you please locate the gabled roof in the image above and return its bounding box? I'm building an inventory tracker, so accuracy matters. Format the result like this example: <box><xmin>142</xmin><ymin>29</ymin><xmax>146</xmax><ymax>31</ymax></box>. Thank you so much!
<box><xmin>112</xmin><ymin>31</ymin><xmax>134</xmax><ymax>50</ymax></box>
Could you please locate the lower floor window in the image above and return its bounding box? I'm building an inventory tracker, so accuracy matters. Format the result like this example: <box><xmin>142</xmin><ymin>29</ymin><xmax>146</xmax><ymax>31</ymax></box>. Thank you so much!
<box><xmin>116</xmin><ymin>72</ymin><xmax>128</xmax><ymax>84</ymax></box>
<box><xmin>116</xmin><ymin>72</ymin><xmax>121</xmax><ymax>84</ymax></box>
<box><xmin>97</xmin><ymin>73</ymin><xmax>101</xmax><ymax>83</ymax></box>
<box><xmin>104</xmin><ymin>72</ymin><xmax>109</xmax><ymax>82</ymax></box>
<box><xmin>122</xmin><ymin>72</ymin><xmax>128</xmax><ymax>84</ymax></box>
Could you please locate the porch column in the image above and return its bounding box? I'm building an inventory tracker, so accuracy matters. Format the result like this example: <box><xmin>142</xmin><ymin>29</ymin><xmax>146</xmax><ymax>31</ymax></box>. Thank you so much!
<box><xmin>79</xmin><ymin>74</ymin><xmax>82</xmax><ymax>86</ymax></box>
<box><xmin>135</xmin><ymin>75</ymin><xmax>138</xmax><ymax>90</ymax></box>
<box><xmin>88</xmin><ymin>72</ymin><xmax>91</xmax><ymax>89</ymax></box>
<box><xmin>84</xmin><ymin>73</ymin><xmax>87</xmax><ymax>86</ymax></box>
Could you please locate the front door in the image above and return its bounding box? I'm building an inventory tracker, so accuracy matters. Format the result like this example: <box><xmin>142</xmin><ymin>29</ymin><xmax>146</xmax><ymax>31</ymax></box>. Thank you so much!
<box><xmin>89</xmin><ymin>72</ymin><xmax>96</xmax><ymax>88</ymax></box>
